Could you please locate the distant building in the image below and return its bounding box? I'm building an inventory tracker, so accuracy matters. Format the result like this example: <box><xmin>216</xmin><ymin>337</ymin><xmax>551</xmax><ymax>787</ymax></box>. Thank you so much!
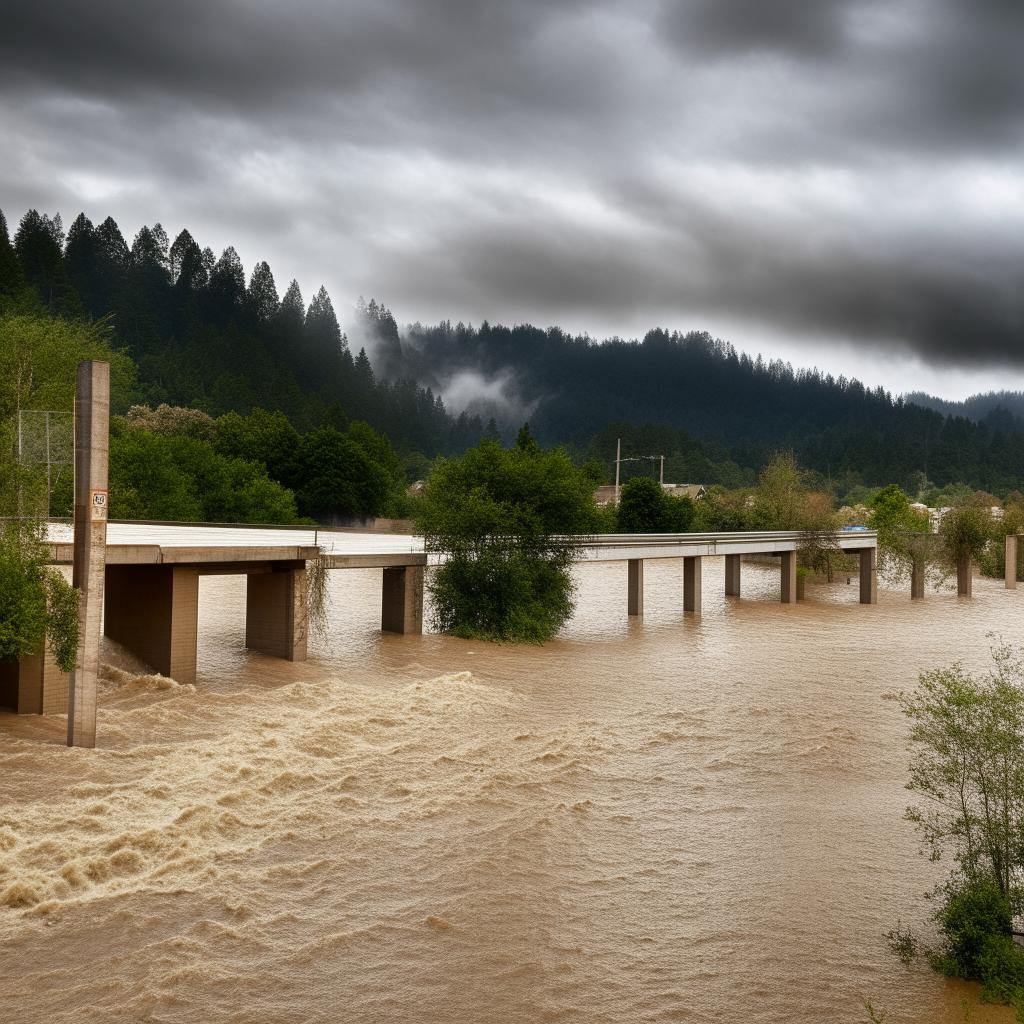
<box><xmin>662</xmin><ymin>483</ymin><xmax>707</xmax><ymax>501</ymax></box>
<box><xmin>594</xmin><ymin>482</ymin><xmax>706</xmax><ymax>506</ymax></box>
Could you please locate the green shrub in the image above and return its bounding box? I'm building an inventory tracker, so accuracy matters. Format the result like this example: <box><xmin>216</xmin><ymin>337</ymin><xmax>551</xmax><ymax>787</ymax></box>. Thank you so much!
<box><xmin>416</xmin><ymin>431</ymin><xmax>598</xmax><ymax>642</ymax></box>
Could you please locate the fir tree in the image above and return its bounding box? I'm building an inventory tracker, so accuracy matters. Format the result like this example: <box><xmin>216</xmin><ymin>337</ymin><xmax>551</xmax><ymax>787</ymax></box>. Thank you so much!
<box><xmin>247</xmin><ymin>261</ymin><xmax>279</xmax><ymax>323</ymax></box>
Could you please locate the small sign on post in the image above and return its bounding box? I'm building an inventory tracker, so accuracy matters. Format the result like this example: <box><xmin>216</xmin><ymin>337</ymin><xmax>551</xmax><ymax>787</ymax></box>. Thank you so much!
<box><xmin>68</xmin><ymin>361</ymin><xmax>110</xmax><ymax>748</ymax></box>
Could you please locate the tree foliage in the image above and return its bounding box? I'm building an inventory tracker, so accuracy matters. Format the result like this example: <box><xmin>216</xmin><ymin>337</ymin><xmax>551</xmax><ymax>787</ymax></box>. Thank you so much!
<box><xmin>415</xmin><ymin>433</ymin><xmax>599</xmax><ymax>641</ymax></box>
<box><xmin>895</xmin><ymin>644</ymin><xmax>1024</xmax><ymax>1008</ymax></box>
<box><xmin>616</xmin><ymin>476</ymin><xmax>694</xmax><ymax>533</ymax></box>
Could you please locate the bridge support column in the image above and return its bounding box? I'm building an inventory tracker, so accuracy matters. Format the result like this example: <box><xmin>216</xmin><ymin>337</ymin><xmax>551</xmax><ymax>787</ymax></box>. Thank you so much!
<box><xmin>911</xmin><ymin>559</ymin><xmax>925</xmax><ymax>600</ymax></box>
<box><xmin>382</xmin><ymin>565</ymin><xmax>424</xmax><ymax>634</ymax></box>
<box><xmin>246</xmin><ymin>565</ymin><xmax>307</xmax><ymax>661</ymax></box>
<box><xmin>105</xmin><ymin>565</ymin><xmax>199</xmax><ymax>684</ymax></box>
<box><xmin>957</xmin><ymin>553</ymin><xmax>972</xmax><ymax>597</ymax></box>
<box><xmin>780</xmin><ymin>550</ymin><xmax>797</xmax><ymax>604</ymax></box>
<box><xmin>1006</xmin><ymin>535</ymin><xmax>1018</xmax><ymax>590</ymax></box>
<box><xmin>627</xmin><ymin>559</ymin><xmax>644</xmax><ymax>616</ymax></box>
<box><xmin>1</xmin><ymin>645</ymin><xmax>69</xmax><ymax>715</ymax></box>
<box><xmin>683</xmin><ymin>556</ymin><xmax>702</xmax><ymax>615</ymax></box>
<box><xmin>724</xmin><ymin>554</ymin><xmax>741</xmax><ymax>597</ymax></box>
<box><xmin>859</xmin><ymin>548</ymin><xmax>877</xmax><ymax>605</ymax></box>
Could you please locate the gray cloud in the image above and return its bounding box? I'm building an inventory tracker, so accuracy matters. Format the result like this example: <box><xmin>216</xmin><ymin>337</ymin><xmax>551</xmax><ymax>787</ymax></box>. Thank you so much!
<box><xmin>1</xmin><ymin>0</ymin><xmax>1023</xmax><ymax>382</ymax></box>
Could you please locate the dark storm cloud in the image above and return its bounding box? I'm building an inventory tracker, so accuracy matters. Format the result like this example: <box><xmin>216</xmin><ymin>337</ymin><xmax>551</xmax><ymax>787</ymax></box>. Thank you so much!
<box><xmin>659</xmin><ymin>0</ymin><xmax>849</xmax><ymax>58</ymax></box>
<box><xmin>1</xmin><ymin>0</ymin><xmax>1023</xmax><ymax>373</ymax></box>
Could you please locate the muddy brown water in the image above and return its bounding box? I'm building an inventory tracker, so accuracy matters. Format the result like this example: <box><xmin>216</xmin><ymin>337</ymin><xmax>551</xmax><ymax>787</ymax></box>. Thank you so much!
<box><xmin>0</xmin><ymin>559</ymin><xmax>1019</xmax><ymax>1023</ymax></box>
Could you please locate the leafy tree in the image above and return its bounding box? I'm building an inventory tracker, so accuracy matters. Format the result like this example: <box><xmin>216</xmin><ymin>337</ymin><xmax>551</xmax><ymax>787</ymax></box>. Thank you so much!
<box><xmin>868</xmin><ymin>484</ymin><xmax>935</xmax><ymax>585</ymax></box>
<box><xmin>125</xmin><ymin>403</ymin><xmax>217</xmax><ymax>440</ymax></box>
<box><xmin>894</xmin><ymin>644</ymin><xmax>1024</xmax><ymax>1008</ymax></box>
<box><xmin>290</xmin><ymin>426</ymin><xmax>390</xmax><ymax>520</ymax></box>
<box><xmin>940</xmin><ymin>504</ymin><xmax>992</xmax><ymax>572</ymax></box>
<box><xmin>109</xmin><ymin>422</ymin><xmax>300</xmax><ymax>523</ymax></box>
<box><xmin>415</xmin><ymin>437</ymin><xmax>599</xmax><ymax>641</ymax></box>
<box><xmin>0</xmin><ymin>313</ymin><xmax>133</xmax><ymax>515</ymax></box>
<box><xmin>0</xmin><ymin>520</ymin><xmax>79</xmax><ymax>673</ymax></box>
<box><xmin>617</xmin><ymin>476</ymin><xmax>694</xmax><ymax>533</ymax></box>
<box><xmin>214</xmin><ymin>408</ymin><xmax>300</xmax><ymax>481</ymax></box>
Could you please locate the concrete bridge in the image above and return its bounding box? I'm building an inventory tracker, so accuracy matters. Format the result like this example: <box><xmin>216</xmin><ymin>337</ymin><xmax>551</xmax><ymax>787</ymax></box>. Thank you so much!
<box><xmin>0</xmin><ymin>523</ymin><xmax>877</xmax><ymax>718</ymax></box>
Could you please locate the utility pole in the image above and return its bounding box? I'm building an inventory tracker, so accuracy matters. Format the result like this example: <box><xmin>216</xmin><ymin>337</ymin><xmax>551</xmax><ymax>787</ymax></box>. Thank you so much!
<box><xmin>614</xmin><ymin>438</ymin><xmax>621</xmax><ymax>505</ymax></box>
<box><xmin>660</xmin><ymin>454</ymin><xmax>664</xmax><ymax>486</ymax></box>
<box><xmin>67</xmin><ymin>360</ymin><xmax>109</xmax><ymax>748</ymax></box>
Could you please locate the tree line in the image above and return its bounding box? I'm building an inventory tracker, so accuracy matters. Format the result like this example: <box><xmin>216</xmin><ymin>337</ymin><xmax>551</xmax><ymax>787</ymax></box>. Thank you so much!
<box><xmin>0</xmin><ymin>207</ymin><xmax>486</xmax><ymax>462</ymax></box>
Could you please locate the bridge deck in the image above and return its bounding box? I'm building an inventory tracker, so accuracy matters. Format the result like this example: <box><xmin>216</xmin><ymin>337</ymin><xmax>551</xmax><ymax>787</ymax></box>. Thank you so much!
<box><xmin>45</xmin><ymin>522</ymin><xmax>876</xmax><ymax>568</ymax></box>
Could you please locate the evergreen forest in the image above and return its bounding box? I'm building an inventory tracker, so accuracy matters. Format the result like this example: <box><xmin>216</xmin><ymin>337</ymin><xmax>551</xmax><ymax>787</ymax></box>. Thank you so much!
<box><xmin>4</xmin><ymin>205</ymin><xmax>1024</xmax><ymax>515</ymax></box>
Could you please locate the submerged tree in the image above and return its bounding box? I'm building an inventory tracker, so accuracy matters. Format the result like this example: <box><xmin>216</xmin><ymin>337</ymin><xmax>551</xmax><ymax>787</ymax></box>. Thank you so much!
<box><xmin>415</xmin><ymin>428</ymin><xmax>599</xmax><ymax>642</ymax></box>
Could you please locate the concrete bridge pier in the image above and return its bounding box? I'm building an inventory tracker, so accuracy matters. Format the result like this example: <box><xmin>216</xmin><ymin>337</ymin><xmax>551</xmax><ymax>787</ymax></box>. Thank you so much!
<box><xmin>911</xmin><ymin>559</ymin><xmax>925</xmax><ymax>600</ymax></box>
<box><xmin>382</xmin><ymin>565</ymin><xmax>424</xmax><ymax>634</ymax></box>
<box><xmin>104</xmin><ymin>565</ymin><xmax>200</xmax><ymax>684</ymax></box>
<box><xmin>1006</xmin><ymin>535</ymin><xmax>1018</xmax><ymax>590</ymax></box>
<box><xmin>0</xmin><ymin>644</ymin><xmax>68</xmax><ymax>714</ymax></box>
<box><xmin>780</xmin><ymin>550</ymin><xmax>797</xmax><ymax>604</ymax></box>
<box><xmin>627</xmin><ymin>559</ymin><xmax>644</xmax><ymax>616</ymax></box>
<box><xmin>858</xmin><ymin>548</ymin><xmax>878</xmax><ymax>604</ymax></box>
<box><xmin>957</xmin><ymin>554</ymin><xmax>972</xmax><ymax>597</ymax></box>
<box><xmin>246</xmin><ymin>564</ymin><xmax>307</xmax><ymax>660</ymax></box>
<box><xmin>683</xmin><ymin>556</ymin><xmax>702</xmax><ymax>615</ymax></box>
<box><xmin>724</xmin><ymin>554</ymin><xmax>741</xmax><ymax>597</ymax></box>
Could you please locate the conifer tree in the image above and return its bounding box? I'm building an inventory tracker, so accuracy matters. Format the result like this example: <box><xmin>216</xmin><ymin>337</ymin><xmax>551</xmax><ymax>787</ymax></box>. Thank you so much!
<box><xmin>0</xmin><ymin>209</ymin><xmax>26</xmax><ymax>301</ymax></box>
<box><xmin>64</xmin><ymin>213</ymin><xmax>105</xmax><ymax>316</ymax></box>
<box><xmin>208</xmin><ymin>246</ymin><xmax>245</xmax><ymax>317</ymax></box>
<box><xmin>13</xmin><ymin>210</ymin><xmax>77</xmax><ymax>313</ymax></box>
<box><xmin>247</xmin><ymin>261</ymin><xmax>279</xmax><ymax>322</ymax></box>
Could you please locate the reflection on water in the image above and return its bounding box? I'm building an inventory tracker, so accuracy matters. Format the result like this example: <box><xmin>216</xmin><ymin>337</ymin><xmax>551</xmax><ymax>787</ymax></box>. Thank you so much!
<box><xmin>0</xmin><ymin>558</ymin><xmax>1018</xmax><ymax>1023</ymax></box>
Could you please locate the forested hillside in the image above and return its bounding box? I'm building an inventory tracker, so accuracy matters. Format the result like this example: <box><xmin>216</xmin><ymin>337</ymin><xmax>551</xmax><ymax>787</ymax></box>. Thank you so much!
<box><xmin>0</xmin><ymin>208</ymin><xmax>483</xmax><ymax>456</ymax></box>
<box><xmin>5</xmin><ymin>204</ymin><xmax>1024</xmax><ymax>496</ymax></box>
<box><xmin>904</xmin><ymin>390</ymin><xmax>1024</xmax><ymax>430</ymax></box>
<box><xmin>370</xmin><ymin>319</ymin><xmax>1024</xmax><ymax>493</ymax></box>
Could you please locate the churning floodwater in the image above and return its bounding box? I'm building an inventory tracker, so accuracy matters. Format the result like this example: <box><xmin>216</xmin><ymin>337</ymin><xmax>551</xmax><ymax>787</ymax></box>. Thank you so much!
<box><xmin>1</xmin><ymin>557</ymin><xmax>1019</xmax><ymax>1024</ymax></box>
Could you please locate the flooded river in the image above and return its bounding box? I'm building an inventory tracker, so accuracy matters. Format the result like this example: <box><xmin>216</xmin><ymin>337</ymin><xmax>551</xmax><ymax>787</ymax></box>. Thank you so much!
<box><xmin>0</xmin><ymin>558</ymin><xmax>1019</xmax><ymax>1023</ymax></box>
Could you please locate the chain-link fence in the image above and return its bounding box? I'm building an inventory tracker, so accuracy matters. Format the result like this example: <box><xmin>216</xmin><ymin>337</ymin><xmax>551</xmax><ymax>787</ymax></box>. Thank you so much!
<box><xmin>16</xmin><ymin>410</ymin><xmax>74</xmax><ymax>516</ymax></box>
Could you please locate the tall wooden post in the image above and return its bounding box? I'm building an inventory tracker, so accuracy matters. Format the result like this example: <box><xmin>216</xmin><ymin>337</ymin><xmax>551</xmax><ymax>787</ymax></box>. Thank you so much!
<box><xmin>1006</xmin><ymin>535</ymin><xmax>1018</xmax><ymax>590</ymax></box>
<box><xmin>67</xmin><ymin>361</ymin><xmax>109</xmax><ymax>748</ymax></box>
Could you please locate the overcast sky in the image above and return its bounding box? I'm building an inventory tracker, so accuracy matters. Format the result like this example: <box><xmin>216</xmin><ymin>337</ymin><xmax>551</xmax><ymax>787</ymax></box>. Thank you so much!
<box><xmin>1</xmin><ymin>0</ymin><xmax>1022</xmax><ymax>399</ymax></box>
